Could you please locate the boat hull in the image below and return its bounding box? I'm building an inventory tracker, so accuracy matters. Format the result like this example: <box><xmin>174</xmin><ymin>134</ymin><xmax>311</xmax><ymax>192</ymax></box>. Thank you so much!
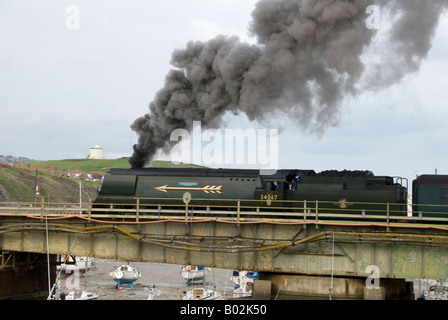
<box><xmin>181</xmin><ymin>288</ymin><xmax>222</xmax><ymax>300</ymax></box>
<box><xmin>230</xmin><ymin>271</ymin><xmax>259</xmax><ymax>298</ymax></box>
<box><xmin>110</xmin><ymin>265</ymin><xmax>141</xmax><ymax>289</ymax></box>
<box><xmin>112</xmin><ymin>278</ymin><xmax>138</xmax><ymax>289</ymax></box>
<box><xmin>57</xmin><ymin>257</ymin><xmax>94</xmax><ymax>276</ymax></box>
<box><xmin>61</xmin><ymin>290</ymin><xmax>98</xmax><ymax>300</ymax></box>
<box><xmin>181</xmin><ymin>266</ymin><xmax>207</xmax><ymax>286</ymax></box>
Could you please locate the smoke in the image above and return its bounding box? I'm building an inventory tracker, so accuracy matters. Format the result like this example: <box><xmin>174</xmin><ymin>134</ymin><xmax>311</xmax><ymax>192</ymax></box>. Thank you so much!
<box><xmin>360</xmin><ymin>0</ymin><xmax>448</xmax><ymax>91</ymax></box>
<box><xmin>129</xmin><ymin>0</ymin><xmax>447</xmax><ymax>169</ymax></box>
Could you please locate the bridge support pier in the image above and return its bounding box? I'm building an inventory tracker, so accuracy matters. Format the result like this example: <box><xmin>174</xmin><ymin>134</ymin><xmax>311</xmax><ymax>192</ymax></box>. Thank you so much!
<box><xmin>259</xmin><ymin>273</ymin><xmax>414</xmax><ymax>300</ymax></box>
<box><xmin>0</xmin><ymin>251</ymin><xmax>56</xmax><ymax>300</ymax></box>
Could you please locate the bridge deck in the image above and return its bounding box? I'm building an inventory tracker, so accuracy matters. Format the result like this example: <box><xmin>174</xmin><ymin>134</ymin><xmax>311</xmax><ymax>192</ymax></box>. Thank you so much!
<box><xmin>2</xmin><ymin>197</ymin><xmax>448</xmax><ymax>280</ymax></box>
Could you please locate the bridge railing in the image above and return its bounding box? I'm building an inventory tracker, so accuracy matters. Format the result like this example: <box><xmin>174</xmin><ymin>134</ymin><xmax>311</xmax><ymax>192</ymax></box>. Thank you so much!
<box><xmin>0</xmin><ymin>197</ymin><xmax>88</xmax><ymax>216</ymax></box>
<box><xmin>1</xmin><ymin>196</ymin><xmax>448</xmax><ymax>227</ymax></box>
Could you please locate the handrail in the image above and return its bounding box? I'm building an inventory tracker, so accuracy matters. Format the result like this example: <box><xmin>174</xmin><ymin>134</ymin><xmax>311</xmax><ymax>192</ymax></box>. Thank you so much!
<box><xmin>1</xmin><ymin>196</ymin><xmax>448</xmax><ymax>227</ymax></box>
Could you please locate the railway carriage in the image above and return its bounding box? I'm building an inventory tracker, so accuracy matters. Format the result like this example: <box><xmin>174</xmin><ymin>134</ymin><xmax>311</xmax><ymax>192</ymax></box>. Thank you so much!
<box><xmin>412</xmin><ymin>175</ymin><xmax>448</xmax><ymax>219</ymax></box>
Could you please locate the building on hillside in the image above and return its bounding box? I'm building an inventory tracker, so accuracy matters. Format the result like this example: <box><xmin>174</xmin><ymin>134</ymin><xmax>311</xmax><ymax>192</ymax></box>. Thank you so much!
<box><xmin>87</xmin><ymin>145</ymin><xmax>103</xmax><ymax>160</ymax></box>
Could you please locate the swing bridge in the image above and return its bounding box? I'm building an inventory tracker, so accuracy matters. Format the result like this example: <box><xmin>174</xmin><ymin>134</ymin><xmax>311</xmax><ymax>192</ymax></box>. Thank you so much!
<box><xmin>1</xmin><ymin>196</ymin><xmax>448</xmax><ymax>299</ymax></box>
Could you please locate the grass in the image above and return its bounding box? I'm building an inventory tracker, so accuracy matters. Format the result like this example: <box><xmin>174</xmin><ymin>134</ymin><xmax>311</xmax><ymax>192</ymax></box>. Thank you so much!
<box><xmin>0</xmin><ymin>164</ymin><xmax>101</xmax><ymax>202</ymax></box>
<box><xmin>29</xmin><ymin>158</ymin><xmax>131</xmax><ymax>173</ymax></box>
<box><xmin>1</xmin><ymin>159</ymin><xmax>207</xmax><ymax>203</ymax></box>
<box><xmin>28</xmin><ymin>158</ymin><xmax>207</xmax><ymax>173</ymax></box>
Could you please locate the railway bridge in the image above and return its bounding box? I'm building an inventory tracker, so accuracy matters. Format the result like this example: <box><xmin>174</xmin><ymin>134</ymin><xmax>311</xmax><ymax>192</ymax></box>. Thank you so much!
<box><xmin>1</xmin><ymin>196</ymin><xmax>448</xmax><ymax>299</ymax></box>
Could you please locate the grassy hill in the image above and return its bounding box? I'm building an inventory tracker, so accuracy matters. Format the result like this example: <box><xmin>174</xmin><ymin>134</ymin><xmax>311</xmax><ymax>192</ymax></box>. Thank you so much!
<box><xmin>28</xmin><ymin>158</ymin><xmax>206</xmax><ymax>173</ymax></box>
<box><xmin>0</xmin><ymin>159</ymin><xmax>207</xmax><ymax>203</ymax></box>
<box><xmin>0</xmin><ymin>164</ymin><xmax>101</xmax><ymax>203</ymax></box>
<box><xmin>29</xmin><ymin>158</ymin><xmax>130</xmax><ymax>173</ymax></box>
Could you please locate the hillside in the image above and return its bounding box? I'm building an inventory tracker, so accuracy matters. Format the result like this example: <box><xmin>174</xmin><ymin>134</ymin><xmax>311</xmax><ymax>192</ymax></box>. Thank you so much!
<box><xmin>27</xmin><ymin>158</ymin><xmax>206</xmax><ymax>173</ymax></box>
<box><xmin>0</xmin><ymin>164</ymin><xmax>101</xmax><ymax>203</ymax></box>
<box><xmin>0</xmin><ymin>159</ymin><xmax>207</xmax><ymax>203</ymax></box>
<box><xmin>0</xmin><ymin>155</ymin><xmax>38</xmax><ymax>164</ymax></box>
<box><xmin>28</xmin><ymin>158</ymin><xmax>130</xmax><ymax>173</ymax></box>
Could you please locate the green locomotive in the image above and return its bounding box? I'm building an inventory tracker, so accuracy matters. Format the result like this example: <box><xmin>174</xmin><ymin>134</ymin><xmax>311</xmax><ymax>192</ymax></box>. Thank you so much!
<box><xmin>93</xmin><ymin>168</ymin><xmax>408</xmax><ymax>217</ymax></box>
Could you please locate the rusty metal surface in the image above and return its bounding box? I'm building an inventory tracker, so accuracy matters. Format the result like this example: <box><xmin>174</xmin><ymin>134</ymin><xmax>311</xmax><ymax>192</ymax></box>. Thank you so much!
<box><xmin>2</xmin><ymin>210</ymin><xmax>448</xmax><ymax>280</ymax></box>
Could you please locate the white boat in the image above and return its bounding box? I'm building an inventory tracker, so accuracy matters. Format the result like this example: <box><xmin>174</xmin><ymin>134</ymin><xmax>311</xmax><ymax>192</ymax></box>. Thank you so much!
<box><xmin>110</xmin><ymin>264</ymin><xmax>141</xmax><ymax>289</ymax></box>
<box><xmin>424</xmin><ymin>285</ymin><xmax>448</xmax><ymax>300</ymax></box>
<box><xmin>181</xmin><ymin>288</ymin><xmax>222</xmax><ymax>300</ymax></box>
<box><xmin>57</xmin><ymin>256</ymin><xmax>95</xmax><ymax>276</ymax></box>
<box><xmin>181</xmin><ymin>265</ymin><xmax>208</xmax><ymax>285</ymax></box>
<box><xmin>60</xmin><ymin>290</ymin><xmax>98</xmax><ymax>300</ymax></box>
<box><xmin>230</xmin><ymin>270</ymin><xmax>259</xmax><ymax>298</ymax></box>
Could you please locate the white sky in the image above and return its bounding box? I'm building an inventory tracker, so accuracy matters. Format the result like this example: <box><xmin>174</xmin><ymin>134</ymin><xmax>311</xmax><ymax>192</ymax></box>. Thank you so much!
<box><xmin>1</xmin><ymin>0</ymin><xmax>447</xmax><ymax>185</ymax></box>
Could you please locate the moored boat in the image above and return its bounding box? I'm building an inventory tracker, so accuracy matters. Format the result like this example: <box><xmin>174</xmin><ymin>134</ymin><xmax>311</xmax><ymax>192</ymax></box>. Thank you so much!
<box><xmin>110</xmin><ymin>264</ymin><xmax>141</xmax><ymax>289</ymax></box>
<box><xmin>424</xmin><ymin>285</ymin><xmax>448</xmax><ymax>300</ymax></box>
<box><xmin>230</xmin><ymin>270</ymin><xmax>259</xmax><ymax>298</ymax></box>
<box><xmin>180</xmin><ymin>288</ymin><xmax>222</xmax><ymax>300</ymax></box>
<box><xmin>57</xmin><ymin>256</ymin><xmax>95</xmax><ymax>276</ymax></box>
<box><xmin>181</xmin><ymin>265</ymin><xmax>208</xmax><ymax>286</ymax></box>
<box><xmin>60</xmin><ymin>290</ymin><xmax>98</xmax><ymax>300</ymax></box>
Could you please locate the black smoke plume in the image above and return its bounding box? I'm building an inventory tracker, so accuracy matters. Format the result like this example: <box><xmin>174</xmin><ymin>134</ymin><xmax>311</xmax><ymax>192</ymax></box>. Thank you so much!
<box><xmin>129</xmin><ymin>0</ymin><xmax>447</xmax><ymax>169</ymax></box>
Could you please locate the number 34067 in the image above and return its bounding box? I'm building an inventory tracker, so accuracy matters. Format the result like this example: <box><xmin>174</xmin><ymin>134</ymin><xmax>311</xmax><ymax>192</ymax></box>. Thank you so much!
<box><xmin>260</xmin><ymin>194</ymin><xmax>278</xmax><ymax>201</ymax></box>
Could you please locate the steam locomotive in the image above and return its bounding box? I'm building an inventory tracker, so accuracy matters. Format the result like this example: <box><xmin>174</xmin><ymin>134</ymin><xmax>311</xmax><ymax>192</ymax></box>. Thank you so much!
<box><xmin>92</xmin><ymin>167</ymin><xmax>448</xmax><ymax>220</ymax></box>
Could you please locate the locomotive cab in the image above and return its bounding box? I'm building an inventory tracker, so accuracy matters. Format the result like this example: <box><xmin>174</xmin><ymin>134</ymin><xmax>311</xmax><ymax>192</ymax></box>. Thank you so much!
<box><xmin>255</xmin><ymin>175</ymin><xmax>285</xmax><ymax>207</ymax></box>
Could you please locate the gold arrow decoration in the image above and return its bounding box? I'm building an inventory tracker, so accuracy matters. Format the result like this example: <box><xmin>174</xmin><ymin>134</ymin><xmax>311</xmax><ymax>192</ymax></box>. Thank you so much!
<box><xmin>155</xmin><ymin>185</ymin><xmax>222</xmax><ymax>194</ymax></box>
